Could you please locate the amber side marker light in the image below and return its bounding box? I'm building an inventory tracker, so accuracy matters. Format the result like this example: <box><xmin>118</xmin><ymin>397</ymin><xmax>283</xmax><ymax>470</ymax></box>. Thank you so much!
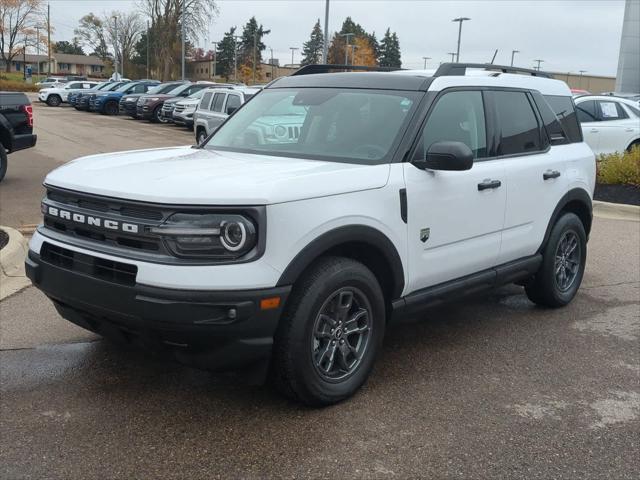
<box><xmin>260</xmin><ymin>297</ymin><xmax>281</xmax><ymax>310</ymax></box>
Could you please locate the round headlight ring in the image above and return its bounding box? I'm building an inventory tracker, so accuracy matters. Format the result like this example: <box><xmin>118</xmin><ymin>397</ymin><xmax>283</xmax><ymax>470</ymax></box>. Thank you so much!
<box><xmin>220</xmin><ymin>220</ymin><xmax>247</xmax><ymax>252</ymax></box>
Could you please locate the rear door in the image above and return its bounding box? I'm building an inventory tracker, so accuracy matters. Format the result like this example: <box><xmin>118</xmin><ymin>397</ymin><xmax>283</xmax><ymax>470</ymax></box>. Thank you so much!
<box><xmin>205</xmin><ymin>92</ymin><xmax>228</xmax><ymax>134</ymax></box>
<box><xmin>403</xmin><ymin>89</ymin><xmax>506</xmax><ymax>292</ymax></box>
<box><xmin>594</xmin><ymin>99</ymin><xmax>636</xmax><ymax>154</ymax></box>
<box><xmin>575</xmin><ymin>99</ymin><xmax>600</xmax><ymax>154</ymax></box>
<box><xmin>495</xmin><ymin>90</ymin><xmax>569</xmax><ymax>264</ymax></box>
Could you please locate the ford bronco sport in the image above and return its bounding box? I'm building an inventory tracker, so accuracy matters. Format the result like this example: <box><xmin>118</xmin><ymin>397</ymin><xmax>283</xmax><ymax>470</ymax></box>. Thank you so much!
<box><xmin>26</xmin><ymin>64</ymin><xmax>595</xmax><ymax>405</ymax></box>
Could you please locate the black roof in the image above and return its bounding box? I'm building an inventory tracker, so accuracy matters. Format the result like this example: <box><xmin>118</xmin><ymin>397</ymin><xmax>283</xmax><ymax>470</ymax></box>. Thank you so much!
<box><xmin>268</xmin><ymin>72</ymin><xmax>432</xmax><ymax>91</ymax></box>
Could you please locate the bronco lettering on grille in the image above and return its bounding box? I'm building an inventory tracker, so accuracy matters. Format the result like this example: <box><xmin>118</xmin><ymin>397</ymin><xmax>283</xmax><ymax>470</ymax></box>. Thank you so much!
<box><xmin>45</xmin><ymin>205</ymin><xmax>140</xmax><ymax>233</ymax></box>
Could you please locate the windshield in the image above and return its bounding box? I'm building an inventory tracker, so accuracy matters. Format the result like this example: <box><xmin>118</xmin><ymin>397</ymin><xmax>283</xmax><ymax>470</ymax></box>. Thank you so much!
<box><xmin>167</xmin><ymin>83</ymin><xmax>192</xmax><ymax>95</ymax></box>
<box><xmin>104</xmin><ymin>82</ymin><xmax>123</xmax><ymax>91</ymax></box>
<box><xmin>188</xmin><ymin>89</ymin><xmax>205</xmax><ymax>99</ymax></box>
<box><xmin>96</xmin><ymin>83</ymin><xmax>112</xmax><ymax>90</ymax></box>
<box><xmin>205</xmin><ymin>88</ymin><xmax>418</xmax><ymax>164</ymax></box>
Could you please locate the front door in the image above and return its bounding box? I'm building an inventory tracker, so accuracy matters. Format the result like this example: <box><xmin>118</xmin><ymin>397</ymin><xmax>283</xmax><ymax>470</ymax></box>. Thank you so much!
<box><xmin>404</xmin><ymin>89</ymin><xmax>506</xmax><ymax>294</ymax></box>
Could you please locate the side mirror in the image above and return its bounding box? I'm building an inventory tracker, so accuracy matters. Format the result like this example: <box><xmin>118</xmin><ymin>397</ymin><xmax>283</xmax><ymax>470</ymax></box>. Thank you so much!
<box><xmin>226</xmin><ymin>106</ymin><xmax>238</xmax><ymax>115</ymax></box>
<box><xmin>415</xmin><ymin>141</ymin><xmax>474</xmax><ymax>171</ymax></box>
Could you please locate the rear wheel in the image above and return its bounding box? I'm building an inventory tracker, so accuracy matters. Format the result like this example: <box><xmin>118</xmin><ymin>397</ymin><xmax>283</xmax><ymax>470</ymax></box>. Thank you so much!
<box><xmin>46</xmin><ymin>95</ymin><xmax>61</xmax><ymax>107</ymax></box>
<box><xmin>0</xmin><ymin>144</ymin><xmax>7</xmax><ymax>182</ymax></box>
<box><xmin>272</xmin><ymin>256</ymin><xmax>385</xmax><ymax>406</ymax></box>
<box><xmin>525</xmin><ymin>212</ymin><xmax>587</xmax><ymax>307</ymax></box>
<box><xmin>103</xmin><ymin>100</ymin><xmax>118</xmax><ymax>115</ymax></box>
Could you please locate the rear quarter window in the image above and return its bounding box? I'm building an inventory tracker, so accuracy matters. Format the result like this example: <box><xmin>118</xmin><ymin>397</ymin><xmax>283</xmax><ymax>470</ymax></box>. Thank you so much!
<box><xmin>544</xmin><ymin>95</ymin><xmax>583</xmax><ymax>143</ymax></box>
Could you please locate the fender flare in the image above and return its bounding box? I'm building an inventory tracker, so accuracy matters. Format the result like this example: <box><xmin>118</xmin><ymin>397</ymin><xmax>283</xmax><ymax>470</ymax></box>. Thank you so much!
<box><xmin>276</xmin><ymin>225</ymin><xmax>405</xmax><ymax>299</ymax></box>
<box><xmin>538</xmin><ymin>188</ymin><xmax>593</xmax><ymax>253</ymax></box>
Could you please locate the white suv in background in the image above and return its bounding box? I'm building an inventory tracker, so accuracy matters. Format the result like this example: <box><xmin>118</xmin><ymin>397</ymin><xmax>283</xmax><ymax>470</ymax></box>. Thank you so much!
<box><xmin>194</xmin><ymin>87</ymin><xmax>260</xmax><ymax>144</ymax></box>
<box><xmin>27</xmin><ymin>64</ymin><xmax>595</xmax><ymax>406</ymax></box>
<box><xmin>38</xmin><ymin>81</ymin><xmax>100</xmax><ymax>107</ymax></box>
<box><xmin>574</xmin><ymin>95</ymin><xmax>640</xmax><ymax>155</ymax></box>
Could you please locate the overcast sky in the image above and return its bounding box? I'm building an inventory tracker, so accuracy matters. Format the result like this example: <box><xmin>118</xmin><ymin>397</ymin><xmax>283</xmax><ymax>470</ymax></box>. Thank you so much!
<box><xmin>47</xmin><ymin>0</ymin><xmax>626</xmax><ymax>76</ymax></box>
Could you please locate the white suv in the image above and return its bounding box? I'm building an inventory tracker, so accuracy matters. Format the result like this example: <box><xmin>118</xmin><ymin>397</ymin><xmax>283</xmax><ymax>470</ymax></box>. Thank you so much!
<box><xmin>26</xmin><ymin>64</ymin><xmax>595</xmax><ymax>405</ymax></box>
<box><xmin>194</xmin><ymin>87</ymin><xmax>260</xmax><ymax>144</ymax></box>
<box><xmin>38</xmin><ymin>81</ymin><xmax>99</xmax><ymax>107</ymax></box>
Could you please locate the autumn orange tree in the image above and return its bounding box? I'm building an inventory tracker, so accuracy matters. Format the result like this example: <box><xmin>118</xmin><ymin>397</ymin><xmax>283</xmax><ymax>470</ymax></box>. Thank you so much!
<box><xmin>0</xmin><ymin>0</ymin><xmax>45</xmax><ymax>72</ymax></box>
<box><xmin>326</xmin><ymin>17</ymin><xmax>380</xmax><ymax>67</ymax></box>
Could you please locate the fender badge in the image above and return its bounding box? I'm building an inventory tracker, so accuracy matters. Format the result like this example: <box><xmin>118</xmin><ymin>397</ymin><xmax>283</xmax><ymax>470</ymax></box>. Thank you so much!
<box><xmin>420</xmin><ymin>228</ymin><xmax>430</xmax><ymax>243</ymax></box>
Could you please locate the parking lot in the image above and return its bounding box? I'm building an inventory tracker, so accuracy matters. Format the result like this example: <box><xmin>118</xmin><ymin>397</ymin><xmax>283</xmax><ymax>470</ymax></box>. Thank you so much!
<box><xmin>1</xmin><ymin>102</ymin><xmax>639</xmax><ymax>479</ymax></box>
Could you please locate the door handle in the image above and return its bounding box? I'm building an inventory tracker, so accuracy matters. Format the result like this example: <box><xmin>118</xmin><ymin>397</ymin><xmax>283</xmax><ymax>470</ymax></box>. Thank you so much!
<box><xmin>590</xmin><ymin>128</ymin><xmax>599</xmax><ymax>133</ymax></box>
<box><xmin>543</xmin><ymin>170</ymin><xmax>561</xmax><ymax>180</ymax></box>
<box><xmin>477</xmin><ymin>179</ymin><xmax>502</xmax><ymax>191</ymax></box>
<box><xmin>625</xmin><ymin>128</ymin><xmax>634</xmax><ymax>132</ymax></box>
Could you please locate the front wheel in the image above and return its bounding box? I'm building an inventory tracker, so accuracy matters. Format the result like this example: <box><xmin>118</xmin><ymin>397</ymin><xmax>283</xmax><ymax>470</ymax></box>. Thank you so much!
<box><xmin>525</xmin><ymin>212</ymin><xmax>587</xmax><ymax>307</ymax></box>
<box><xmin>196</xmin><ymin>128</ymin><xmax>208</xmax><ymax>145</ymax></box>
<box><xmin>0</xmin><ymin>143</ymin><xmax>7</xmax><ymax>182</ymax></box>
<box><xmin>272</xmin><ymin>256</ymin><xmax>385</xmax><ymax>406</ymax></box>
<box><xmin>103</xmin><ymin>100</ymin><xmax>118</xmax><ymax>115</ymax></box>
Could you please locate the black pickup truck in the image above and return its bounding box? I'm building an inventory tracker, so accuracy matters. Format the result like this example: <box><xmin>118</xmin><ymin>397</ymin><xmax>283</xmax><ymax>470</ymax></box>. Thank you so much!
<box><xmin>0</xmin><ymin>92</ymin><xmax>37</xmax><ymax>182</ymax></box>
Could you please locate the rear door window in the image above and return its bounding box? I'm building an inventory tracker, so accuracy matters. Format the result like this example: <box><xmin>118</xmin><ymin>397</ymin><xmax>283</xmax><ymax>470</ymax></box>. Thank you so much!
<box><xmin>493</xmin><ymin>90</ymin><xmax>542</xmax><ymax>156</ymax></box>
<box><xmin>211</xmin><ymin>93</ymin><xmax>226</xmax><ymax>112</ymax></box>
<box><xmin>542</xmin><ymin>95</ymin><xmax>582</xmax><ymax>143</ymax></box>
<box><xmin>225</xmin><ymin>94</ymin><xmax>242</xmax><ymax>113</ymax></box>
<box><xmin>575</xmin><ymin>100</ymin><xmax>598</xmax><ymax>123</ymax></box>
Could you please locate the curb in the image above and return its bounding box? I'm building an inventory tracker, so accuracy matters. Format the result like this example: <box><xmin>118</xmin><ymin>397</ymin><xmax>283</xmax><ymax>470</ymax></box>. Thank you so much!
<box><xmin>593</xmin><ymin>200</ymin><xmax>640</xmax><ymax>222</ymax></box>
<box><xmin>0</xmin><ymin>226</ymin><xmax>31</xmax><ymax>300</ymax></box>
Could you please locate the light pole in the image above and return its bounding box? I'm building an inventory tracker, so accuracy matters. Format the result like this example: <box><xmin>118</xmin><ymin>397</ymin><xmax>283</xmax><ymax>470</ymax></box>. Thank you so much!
<box><xmin>289</xmin><ymin>47</ymin><xmax>299</xmax><ymax>66</ymax></box>
<box><xmin>323</xmin><ymin>0</ymin><xmax>330</xmax><ymax>63</ymax></box>
<box><xmin>447</xmin><ymin>52</ymin><xmax>456</xmax><ymax>62</ymax></box>
<box><xmin>181</xmin><ymin>0</ymin><xmax>186</xmax><ymax>80</ymax></box>
<box><xmin>146</xmin><ymin>21</ymin><xmax>150</xmax><ymax>78</ymax></box>
<box><xmin>340</xmin><ymin>33</ymin><xmax>354</xmax><ymax>65</ymax></box>
<box><xmin>211</xmin><ymin>41</ymin><xmax>218</xmax><ymax>81</ymax></box>
<box><xmin>422</xmin><ymin>56</ymin><xmax>431</xmax><ymax>69</ymax></box>
<box><xmin>510</xmin><ymin>49</ymin><xmax>519</xmax><ymax>67</ymax></box>
<box><xmin>269</xmin><ymin>47</ymin><xmax>275</xmax><ymax>80</ymax></box>
<box><xmin>36</xmin><ymin>25</ymin><xmax>40</xmax><ymax>79</ymax></box>
<box><xmin>579</xmin><ymin>70</ymin><xmax>587</xmax><ymax>89</ymax></box>
<box><xmin>534</xmin><ymin>59</ymin><xmax>544</xmax><ymax>71</ymax></box>
<box><xmin>233</xmin><ymin>35</ymin><xmax>241</xmax><ymax>82</ymax></box>
<box><xmin>350</xmin><ymin>44</ymin><xmax>357</xmax><ymax>65</ymax></box>
<box><xmin>452</xmin><ymin>17</ymin><xmax>470</xmax><ymax>62</ymax></box>
<box><xmin>112</xmin><ymin>15</ymin><xmax>119</xmax><ymax>79</ymax></box>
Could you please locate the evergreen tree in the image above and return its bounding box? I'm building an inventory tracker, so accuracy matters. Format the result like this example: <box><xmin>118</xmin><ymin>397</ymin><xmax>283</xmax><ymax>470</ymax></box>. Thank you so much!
<box><xmin>379</xmin><ymin>28</ymin><xmax>401</xmax><ymax>68</ymax></box>
<box><xmin>301</xmin><ymin>19</ymin><xmax>324</xmax><ymax>66</ymax></box>
<box><xmin>216</xmin><ymin>27</ymin><xmax>237</xmax><ymax>81</ymax></box>
<box><xmin>238</xmin><ymin>17</ymin><xmax>270</xmax><ymax>76</ymax></box>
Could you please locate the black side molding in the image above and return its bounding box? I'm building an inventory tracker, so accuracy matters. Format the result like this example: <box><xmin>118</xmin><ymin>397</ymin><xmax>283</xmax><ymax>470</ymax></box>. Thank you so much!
<box><xmin>392</xmin><ymin>254</ymin><xmax>542</xmax><ymax>320</ymax></box>
<box><xmin>399</xmin><ymin>188</ymin><xmax>408</xmax><ymax>223</ymax></box>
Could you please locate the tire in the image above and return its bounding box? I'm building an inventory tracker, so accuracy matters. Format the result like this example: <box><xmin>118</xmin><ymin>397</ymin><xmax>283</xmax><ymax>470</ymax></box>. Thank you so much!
<box><xmin>627</xmin><ymin>140</ymin><xmax>639</xmax><ymax>153</ymax></box>
<box><xmin>0</xmin><ymin>143</ymin><xmax>7</xmax><ymax>183</ymax></box>
<box><xmin>151</xmin><ymin>105</ymin><xmax>162</xmax><ymax>123</ymax></box>
<box><xmin>272</xmin><ymin>256</ymin><xmax>386</xmax><ymax>406</ymax></box>
<box><xmin>46</xmin><ymin>95</ymin><xmax>61</xmax><ymax>107</ymax></box>
<box><xmin>196</xmin><ymin>129</ymin><xmax>208</xmax><ymax>145</ymax></box>
<box><xmin>525</xmin><ymin>212</ymin><xmax>587</xmax><ymax>307</ymax></box>
<box><xmin>103</xmin><ymin>100</ymin><xmax>118</xmax><ymax>116</ymax></box>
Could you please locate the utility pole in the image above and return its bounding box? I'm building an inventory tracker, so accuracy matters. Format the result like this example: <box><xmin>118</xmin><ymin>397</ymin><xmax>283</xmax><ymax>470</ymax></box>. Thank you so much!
<box><xmin>112</xmin><ymin>15</ymin><xmax>119</xmax><ymax>79</ymax></box>
<box><xmin>47</xmin><ymin>2</ymin><xmax>51</xmax><ymax>75</ymax></box>
<box><xmin>452</xmin><ymin>17</ymin><xmax>470</xmax><ymax>62</ymax></box>
<box><xmin>448</xmin><ymin>52</ymin><xmax>456</xmax><ymax>62</ymax></box>
<box><xmin>340</xmin><ymin>33</ymin><xmax>354</xmax><ymax>65</ymax></box>
<box><xmin>269</xmin><ymin>47</ymin><xmax>274</xmax><ymax>80</ymax></box>
<box><xmin>181</xmin><ymin>0</ymin><xmax>186</xmax><ymax>80</ymax></box>
<box><xmin>211</xmin><ymin>41</ymin><xmax>218</xmax><ymax>81</ymax></box>
<box><xmin>146</xmin><ymin>21</ymin><xmax>150</xmax><ymax>79</ymax></box>
<box><xmin>422</xmin><ymin>56</ymin><xmax>431</xmax><ymax>69</ymax></box>
<box><xmin>23</xmin><ymin>34</ymin><xmax>27</xmax><ymax>80</ymax></box>
<box><xmin>510</xmin><ymin>49</ymin><xmax>519</xmax><ymax>67</ymax></box>
<box><xmin>36</xmin><ymin>26</ymin><xmax>40</xmax><ymax>79</ymax></box>
<box><xmin>289</xmin><ymin>47</ymin><xmax>298</xmax><ymax>66</ymax></box>
<box><xmin>252</xmin><ymin>32</ymin><xmax>257</xmax><ymax>84</ymax></box>
<box><xmin>323</xmin><ymin>0</ymin><xmax>330</xmax><ymax>63</ymax></box>
<box><xmin>534</xmin><ymin>59</ymin><xmax>544</xmax><ymax>71</ymax></box>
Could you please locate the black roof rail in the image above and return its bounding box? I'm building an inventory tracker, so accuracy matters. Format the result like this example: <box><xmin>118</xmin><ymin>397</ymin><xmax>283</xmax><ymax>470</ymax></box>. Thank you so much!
<box><xmin>291</xmin><ymin>64</ymin><xmax>403</xmax><ymax>76</ymax></box>
<box><xmin>433</xmin><ymin>63</ymin><xmax>554</xmax><ymax>79</ymax></box>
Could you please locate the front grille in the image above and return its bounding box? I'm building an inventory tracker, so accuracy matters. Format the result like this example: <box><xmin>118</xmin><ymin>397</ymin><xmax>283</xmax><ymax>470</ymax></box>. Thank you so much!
<box><xmin>174</xmin><ymin>104</ymin><xmax>186</xmax><ymax>113</ymax></box>
<box><xmin>41</xmin><ymin>242</ymin><xmax>137</xmax><ymax>286</ymax></box>
<box><xmin>48</xmin><ymin>189</ymin><xmax>163</xmax><ymax>221</ymax></box>
<box><xmin>288</xmin><ymin>126</ymin><xmax>300</xmax><ymax>139</ymax></box>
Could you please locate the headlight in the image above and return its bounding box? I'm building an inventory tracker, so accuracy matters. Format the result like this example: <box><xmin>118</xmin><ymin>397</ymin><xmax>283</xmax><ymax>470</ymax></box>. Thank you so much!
<box><xmin>148</xmin><ymin>97</ymin><xmax>160</xmax><ymax>102</ymax></box>
<box><xmin>126</xmin><ymin>97</ymin><xmax>136</xmax><ymax>102</ymax></box>
<box><xmin>151</xmin><ymin>213</ymin><xmax>257</xmax><ymax>259</ymax></box>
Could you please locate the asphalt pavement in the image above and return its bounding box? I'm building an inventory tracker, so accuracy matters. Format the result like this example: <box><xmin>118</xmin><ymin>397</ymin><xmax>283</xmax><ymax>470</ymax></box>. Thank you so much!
<box><xmin>0</xmin><ymin>102</ymin><xmax>639</xmax><ymax>479</ymax></box>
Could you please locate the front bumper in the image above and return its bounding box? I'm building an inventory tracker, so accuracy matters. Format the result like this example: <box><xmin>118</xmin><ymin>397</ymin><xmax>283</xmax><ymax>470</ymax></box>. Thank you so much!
<box><xmin>120</xmin><ymin>102</ymin><xmax>138</xmax><ymax>117</ymax></box>
<box><xmin>26</xmin><ymin>248</ymin><xmax>291</xmax><ymax>372</ymax></box>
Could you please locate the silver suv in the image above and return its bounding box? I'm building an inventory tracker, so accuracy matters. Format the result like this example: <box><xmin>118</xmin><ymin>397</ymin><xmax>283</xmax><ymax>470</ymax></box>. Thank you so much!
<box><xmin>194</xmin><ymin>87</ymin><xmax>260</xmax><ymax>144</ymax></box>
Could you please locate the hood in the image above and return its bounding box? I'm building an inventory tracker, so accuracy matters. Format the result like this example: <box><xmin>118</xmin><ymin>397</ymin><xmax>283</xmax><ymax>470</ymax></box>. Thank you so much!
<box><xmin>164</xmin><ymin>96</ymin><xmax>183</xmax><ymax>105</ymax></box>
<box><xmin>176</xmin><ymin>97</ymin><xmax>200</xmax><ymax>106</ymax></box>
<box><xmin>44</xmin><ymin>146</ymin><xmax>390</xmax><ymax>205</ymax></box>
<box><xmin>141</xmin><ymin>93</ymin><xmax>172</xmax><ymax>101</ymax></box>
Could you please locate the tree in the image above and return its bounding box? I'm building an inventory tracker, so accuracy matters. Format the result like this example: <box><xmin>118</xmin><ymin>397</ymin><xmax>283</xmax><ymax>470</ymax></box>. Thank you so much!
<box><xmin>327</xmin><ymin>17</ymin><xmax>377</xmax><ymax>66</ymax></box>
<box><xmin>104</xmin><ymin>11</ymin><xmax>144</xmax><ymax>78</ymax></box>
<box><xmin>74</xmin><ymin>13</ymin><xmax>109</xmax><ymax>61</ymax></box>
<box><xmin>378</xmin><ymin>28</ymin><xmax>401</xmax><ymax>68</ymax></box>
<box><xmin>139</xmin><ymin>0</ymin><xmax>218</xmax><ymax>80</ymax></box>
<box><xmin>0</xmin><ymin>0</ymin><xmax>45</xmax><ymax>72</ymax></box>
<box><xmin>215</xmin><ymin>27</ymin><xmax>236</xmax><ymax>81</ymax></box>
<box><xmin>301</xmin><ymin>19</ymin><xmax>323</xmax><ymax>66</ymax></box>
<box><xmin>352</xmin><ymin>36</ymin><xmax>376</xmax><ymax>67</ymax></box>
<box><xmin>53</xmin><ymin>39</ymin><xmax>84</xmax><ymax>55</ymax></box>
<box><xmin>237</xmin><ymin>16</ymin><xmax>269</xmax><ymax>83</ymax></box>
